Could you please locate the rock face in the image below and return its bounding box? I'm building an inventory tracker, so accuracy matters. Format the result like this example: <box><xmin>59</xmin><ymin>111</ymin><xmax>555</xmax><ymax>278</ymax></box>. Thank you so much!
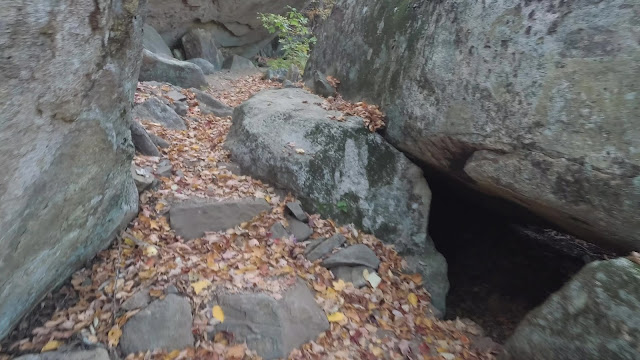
<box><xmin>502</xmin><ymin>258</ymin><xmax>640</xmax><ymax>360</ymax></box>
<box><xmin>120</xmin><ymin>294</ymin><xmax>194</xmax><ymax>354</ymax></box>
<box><xmin>305</xmin><ymin>0</ymin><xmax>640</xmax><ymax>251</ymax></box>
<box><xmin>145</xmin><ymin>0</ymin><xmax>311</xmax><ymax>57</ymax></box>
<box><xmin>0</xmin><ymin>0</ymin><xmax>141</xmax><ymax>339</ymax></box>
<box><xmin>225</xmin><ymin>89</ymin><xmax>449</xmax><ymax>311</ymax></box>
<box><xmin>139</xmin><ymin>49</ymin><xmax>207</xmax><ymax>89</ymax></box>
<box><xmin>212</xmin><ymin>280</ymin><xmax>329</xmax><ymax>359</ymax></box>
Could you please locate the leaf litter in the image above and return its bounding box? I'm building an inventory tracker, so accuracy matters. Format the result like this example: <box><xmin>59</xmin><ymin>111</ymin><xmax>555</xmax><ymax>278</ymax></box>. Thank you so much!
<box><xmin>0</xmin><ymin>74</ymin><xmax>498</xmax><ymax>360</ymax></box>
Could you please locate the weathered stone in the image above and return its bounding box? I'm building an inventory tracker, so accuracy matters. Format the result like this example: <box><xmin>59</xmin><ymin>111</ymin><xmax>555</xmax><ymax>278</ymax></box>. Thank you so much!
<box><xmin>223</xmin><ymin>55</ymin><xmax>257</xmax><ymax>71</ymax></box>
<box><xmin>265</xmin><ymin>68</ymin><xmax>288</xmax><ymax>82</ymax></box>
<box><xmin>286</xmin><ymin>217</ymin><xmax>313</xmax><ymax>241</ymax></box>
<box><xmin>139</xmin><ymin>49</ymin><xmax>207</xmax><ymax>89</ymax></box>
<box><xmin>15</xmin><ymin>348</ymin><xmax>110</xmax><ymax>360</ymax></box>
<box><xmin>283</xmin><ymin>80</ymin><xmax>298</xmax><ymax>88</ymax></box>
<box><xmin>145</xmin><ymin>0</ymin><xmax>310</xmax><ymax>57</ymax></box>
<box><xmin>0</xmin><ymin>0</ymin><xmax>141</xmax><ymax>339</ymax></box>
<box><xmin>132</xmin><ymin>165</ymin><xmax>154</xmax><ymax>194</ymax></box>
<box><xmin>189</xmin><ymin>88</ymin><xmax>233</xmax><ymax>117</ymax></box>
<box><xmin>165</xmin><ymin>90</ymin><xmax>186</xmax><ymax>102</ymax></box>
<box><xmin>270</xmin><ymin>222</ymin><xmax>290</xmax><ymax>240</ymax></box>
<box><xmin>181</xmin><ymin>29</ymin><xmax>224</xmax><ymax>69</ymax></box>
<box><xmin>286</xmin><ymin>201</ymin><xmax>308</xmax><ymax>222</ymax></box>
<box><xmin>331</xmin><ymin>266</ymin><xmax>372</xmax><ymax>288</ymax></box>
<box><xmin>502</xmin><ymin>258</ymin><xmax>640</xmax><ymax>360</ymax></box>
<box><xmin>133</xmin><ymin>97</ymin><xmax>186</xmax><ymax>130</ymax></box>
<box><xmin>305</xmin><ymin>234</ymin><xmax>346</xmax><ymax>262</ymax></box>
<box><xmin>170</xmin><ymin>101</ymin><xmax>189</xmax><ymax>117</ymax></box>
<box><xmin>143</xmin><ymin>23</ymin><xmax>173</xmax><ymax>59</ymax></box>
<box><xmin>156</xmin><ymin>161</ymin><xmax>173</xmax><ymax>178</ymax></box>
<box><xmin>211</xmin><ymin>280</ymin><xmax>329</xmax><ymax>359</ymax></box>
<box><xmin>306</xmin><ymin>0</ymin><xmax>640</xmax><ymax>251</ymax></box>
<box><xmin>404</xmin><ymin>239</ymin><xmax>450</xmax><ymax>317</ymax></box>
<box><xmin>187</xmin><ymin>58</ymin><xmax>218</xmax><ymax>75</ymax></box>
<box><xmin>149</xmin><ymin>133</ymin><xmax>170</xmax><ymax>149</ymax></box>
<box><xmin>131</xmin><ymin>121</ymin><xmax>162</xmax><ymax>157</ymax></box>
<box><xmin>121</xmin><ymin>289</ymin><xmax>152</xmax><ymax>311</ymax></box>
<box><xmin>170</xmin><ymin>198</ymin><xmax>271</xmax><ymax>240</ymax></box>
<box><xmin>306</xmin><ymin>70</ymin><xmax>335</xmax><ymax>98</ymax></box>
<box><xmin>286</xmin><ymin>64</ymin><xmax>301</xmax><ymax>83</ymax></box>
<box><xmin>120</xmin><ymin>294</ymin><xmax>194</xmax><ymax>354</ymax></box>
<box><xmin>322</xmin><ymin>244</ymin><xmax>380</xmax><ymax>269</ymax></box>
<box><xmin>172</xmin><ymin>48</ymin><xmax>185</xmax><ymax>61</ymax></box>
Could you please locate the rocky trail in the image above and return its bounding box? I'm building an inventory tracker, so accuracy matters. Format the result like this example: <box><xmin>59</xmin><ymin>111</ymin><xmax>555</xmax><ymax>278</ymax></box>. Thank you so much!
<box><xmin>0</xmin><ymin>73</ymin><xmax>499</xmax><ymax>360</ymax></box>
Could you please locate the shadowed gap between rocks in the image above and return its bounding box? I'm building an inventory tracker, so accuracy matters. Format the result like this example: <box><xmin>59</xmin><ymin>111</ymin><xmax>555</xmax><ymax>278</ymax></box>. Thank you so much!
<box><xmin>421</xmin><ymin>164</ymin><xmax>618</xmax><ymax>343</ymax></box>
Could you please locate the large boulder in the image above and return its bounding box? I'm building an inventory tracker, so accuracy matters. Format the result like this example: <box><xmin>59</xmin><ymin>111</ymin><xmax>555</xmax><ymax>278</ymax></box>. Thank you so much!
<box><xmin>0</xmin><ymin>0</ymin><xmax>141</xmax><ymax>339</ymax></box>
<box><xmin>143</xmin><ymin>23</ymin><xmax>173</xmax><ymax>58</ymax></box>
<box><xmin>181</xmin><ymin>29</ymin><xmax>224</xmax><ymax>69</ymax></box>
<box><xmin>139</xmin><ymin>49</ymin><xmax>207</xmax><ymax>89</ymax></box>
<box><xmin>225</xmin><ymin>89</ymin><xmax>449</xmax><ymax>312</ymax></box>
<box><xmin>132</xmin><ymin>97</ymin><xmax>186</xmax><ymax>130</ymax></box>
<box><xmin>146</xmin><ymin>0</ymin><xmax>311</xmax><ymax>57</ymax></box>
<box><xmin>305</xmin><ymin>0</ymin><xmax>640</xmax><ymax>251</ymax></box>
<box><xmin>502</xmin><ymin>258</ymin><xmax>640</xmax><ymax>360</ymax></box>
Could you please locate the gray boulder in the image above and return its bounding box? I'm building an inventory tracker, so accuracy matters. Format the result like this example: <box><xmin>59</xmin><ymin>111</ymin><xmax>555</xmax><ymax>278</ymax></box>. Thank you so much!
<box><xmin>181</xmin><ymin>29</ymin><xmax>224</xmax><ymax>69</ymax></box>
<box><xmin>133</xmin><ymin>97</ymin><xmax>186</xmax><ymax>130</ymax></box>
<box><xmin>190</xmin><ymin>88</ymin><xmax>233</xmax><ymax>117</ymax></box>
<box><xmin>132</xmin><ymin>165</ymin><xmax>154</xmax><ymax>194</ymax></box>
<box><xmin>143</xmin><ymin>23</ymin><xmax>173</xmax><ymax>58</ymax></box>
<box><xmin>120</xmin><ymin>294</ymin><xmax>194</xmax><ymax>354</ymax></box>
<box><xmin>15</xmin><ymin>348</ymin><xmax>110</xmax><ymax>360</ymax></box>
<box><xmin>130</xmin><ymin>121</ymin><xmax>162</xmax><ymax>156</ymax></box>
<box><xmin>169</xmin><ymin>198</ymin><xmax>271</xmax><ymax>240</ymax></box>
<box><xmin>265</xmin><ymin>68</ymin><xmax>288</xmax><ymax>82</ymax></box>
<box><xmin>306</xmin><ymin>70</ymin><xmax>335</xmax><ymax>98</ymax></box>
<box><xmin>187</xmin><ymin>58</ymin><xmax>218</xmax><ymax>75</ymax></box>
<box><xmin>223</xmin><ymin>55</ymin><xmax>256</xmax><ymax>71</ymax></box>
<box><xmin>121</xmin><ymin>288</ymin><xmax>152</xmax><ymax>311</ymax></box>
<box><xmin>149</xmin><ymin>133</ymin><xmax>170</xmax><ymax>149</ymax></box>
<box><xmin>322</xmin><ymin>244</ymin><xmax>380</xmax><ymax>269</ymax></box>
<box><xmin>139</xmin><ymin>49</ymin><xmax>208</xmax><ymax>89</ymax></box>
<box><xmin>331</xmin><ymin>266</ymin><xmax>372</xmax><ymax>289</ymax></box>
<box><xmin>0</xmin><ymin>0</ymin><xmax>141</xmax><ymax>339</ymax></box>
<box><xmin>211</xmin><ymin>280</ymin><xmax>329</xmax><ymax>359</ymax></box>
<box><xmin>306</xmin><ymin>0</ymin><xmax>640</xmax><ymax>251</ymax></box>
<box><xmin>305</xmin><ymin>234</ymin><xmax>346</xmax><ymax>262</ymax></box>
<box><xmin>286</xmin><ymin>217</ymin><xmax>313</xmax><ymax>241</ymax></box>
<box><xmin>502</xmin><ymin>258</ymin><xmax>640</xmax><ymax>360</ymax></box>
<box><xmin>286</xmin><ymin>201</ymin><xmax>308</xmax><ymax>222</ymax></box>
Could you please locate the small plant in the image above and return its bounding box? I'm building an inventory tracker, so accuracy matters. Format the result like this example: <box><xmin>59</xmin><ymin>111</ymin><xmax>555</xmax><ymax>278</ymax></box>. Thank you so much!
<box><xmin>259</xmin><ymin>7</ymin><xmax>316</xmax><ymax>71</ymax></box>
<box><xmin>336</xmin><ymin>200</ymin><xmax>348</xmax><ymax>213</ymax></box>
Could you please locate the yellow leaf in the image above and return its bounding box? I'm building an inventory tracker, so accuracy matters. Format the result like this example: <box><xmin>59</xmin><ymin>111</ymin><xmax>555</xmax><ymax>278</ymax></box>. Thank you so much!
<box><xmin>332</xmin><ymin>279</ymin><xmax>346</xmax><ymax>292</ymax></box>
<box><xmin>212</xmin><ymin>305</ymin><xmax>225</xmax><ymax>323</ymax></box>
<box><xmin>225</xmin><ymin>344</ymin><xmax>245</xmax><ymax>358</ymax></box>
<box><xmin>408</xmin><ymin>293</ymin><xmax>418</xmax><ymax>306</ymax></box>
<box><xmin>191</xmin><ymin>279</ymin><xmax>211</xmax><ymax>295</ymax></box>
<box><xmin>370</xmin><ymin>345</ymin><xmax>384</xmax><ymax>357</ymax></box>
<box><xmin>155</xmin><ymin>202</ymin><xmax>165</xmax><ymax>212</ymax></box>
<box><xmin>124</xmin><ymin>237</ymin><xmax>136</xmax><ymax>247</ymax></box>
<box><xmin>149</xmin><ymin>220</ymin><xmax>160</xmax><ymax>230</ymax></box>
<box><xmin>138</xmin><ymin>269</ymin><xmax>155</xmax><ymax>280</ymax></box>
<box><xmin>41</xmin><ymin>340</ymin><xmax>62</xmax><ymax>352</ymax></box>
<box><xmin>108</xmin><ymin>325</ymin><xmax>122</xmax><ymax>347</ymax></box>
<box><xmin>164</xmin><ymin>350</ymin><xmax>181</xmax><ymax>360</ymax></box>
<box><xmin>327</xmin><ymin>312</ymin><xmax>345</xmax><ymax>323</ymax></box>
<box><xmin>143</xmin><ymin>245</ymin><xmax>158</xmax><ymax>257</ymax></box>
<box><xmin>265</xmin><ymin>195</ymin><xmax>271</xmax><ymax>203</ymax></box>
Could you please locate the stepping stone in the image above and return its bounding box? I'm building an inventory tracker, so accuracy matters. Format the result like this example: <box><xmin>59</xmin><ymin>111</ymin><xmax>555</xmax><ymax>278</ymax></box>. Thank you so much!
<box><xmin>305</xmin><ymin>234</ymin><xmax>346</xmax><ymax>262</ymax></box>
<box><xmin>211</xmin><ymin>280</ymin><xmax>329</xmax><ymax>360</ymax></box>
<box><xmin>165</xmin><ymin>89</ymin><xmax>186</xmax><ymax>102</ymax></box>
<box><xmin>121</xmin><ymin>288</ymin><xmax>152</xmax><ymax>311</ymax></box>
<box><xmin>15</xmin><ymin>348</ymin><xmax>110</xmax><ymax>360</ymax></box>
<box><xmin>331</xmin><ymin>265</ymin><xmax>372</xmax><ymax>288</ymax></box>
<box><xmin>131</xmin><ymin>165</ymin><xmax>154</xmax><ymax>193</ymax></box>
<box><xmin>120</xmin><ymin>294</ymin><xmax>194</xmax><ymax>355</ymax></box>
<box><xmin>133</xmin><ymin>97</ymin><xmax>186</xmax><ymax>130</ymax></box>
<box><xmin>321</xmin><ymin>244</ymin><xmax>380</xmax><ymax>269</ymax></box>
<box><xmin>286</xmin><ymin>217</ymin><xmax>312</xmax><ymax>241</ymax></box>
<box><xmin>270</xmin><ymin>222</ymin><xmax>289</xmax><ymax>240</ymax></box>
<box><xmin>286</xmin><ymin>201</ymin><xmax>308</xmax><ymax>222</ymax></box>
<box><xmin>170</xmin><ymin>198</ymin><xmax>270</xmax><ymax>240</ymax></box>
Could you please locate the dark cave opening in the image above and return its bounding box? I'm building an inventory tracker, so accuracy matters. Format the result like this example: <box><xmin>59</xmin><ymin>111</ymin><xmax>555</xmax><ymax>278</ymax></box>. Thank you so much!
<box><xmin>425</xmin><ymin>169</ymin><xmax>617</xmax><ymax>343</ymax></box>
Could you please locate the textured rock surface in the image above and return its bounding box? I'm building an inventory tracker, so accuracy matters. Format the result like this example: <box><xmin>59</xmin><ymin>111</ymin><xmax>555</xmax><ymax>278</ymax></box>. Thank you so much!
<box><xmin>322</xmin><ymin>244</ymin><xmax>380</xmax><ymax>269</ymax></box>
<box><xmin>120</xmin><ymin>294</ymin><xmax>194</xmax><ymax>354</ymax></box>
<box><xmin>502</xmin><ymin>258</ymin><xmax>640</xmax><ymax>360</ymax></box>
<box><xmin>331</xmin><ymin>266</ymin><xmax>371</xmax><ymax>288</ymax></box>
<box><xmin>181</xmin><ymin>29</ymin><xmax>224</xmax><ymax>69</ymax></box>
<box><xmin>133</xmin><ymin>97</ymin><xmax>186</xmax><ymax>130</ymax></box>
<box><xmin>305</xmin><ymin>234</ymin><xmax>346</xmax><ymax>262</ymax></box>
<box><xmin>190</xmin><ymin>88</ymin><xmax>233</xmax><ymax>117</ymax></box>
<box><xmin>223</xmin><ymin>55</ymin><xmax>257</xmax><ymax>71</ymax></box>
<box><xmin>131</xmin><ymin>121</ymin><xmax>162</xmax><ymax>156</ymax></box>
<box><xmin>306</xmin><ymin>0</ymin><xmax>640</xmax><ymax>251</ymax></box>
<box><xmin>212</xmin><ymin>280</ymin><xmax>329</xmax><ymax>359</ymax></box>
<box><xmin>15</xmin><ymin>348</ymin><xmax>110</xmax><ymax>360</ymax></box>
<box><xmin>139</xmin><ymin>49</ymin><xmax>207</xmax><ymax>89</ymax></box>
<box><xmin>0</xmin><ymin>0</ymin><xmax>141</xmax><ymax>339</ymax></box>
<box><xmin>187</xmin><ymin>58</ymin><xmax>218</xmax><ymax>75</ymax></box>
<box><xmin>169</xmin><ymin>198</ymin><xmax>271</xmax><ymax>240</ymax></box>
<box><xmin>143</xmin><ymin>23</ymin><xmax>173</xmax><ymax>58</ymax></box>
<box><xmin>146</xmin><ymin>0</ymin><xmax>310</xmax><ymax>57</ymax></box>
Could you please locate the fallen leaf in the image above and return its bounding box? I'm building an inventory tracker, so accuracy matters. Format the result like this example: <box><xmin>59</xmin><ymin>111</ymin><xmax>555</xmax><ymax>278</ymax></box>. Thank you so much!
<box><xmin>41</xmin><ymin>340</ymin><xmax>62</xmax><ymax>352</ymax></box>
<box><xmin>408</xmin><ymin>293</ymin><xmax>418</xmax><ymax>306</ymax></box>
<box><xmin>295</xmin><ymin>148</ymin><xmax>305</xmax><ymax>154</ymax></box>
<box><xmin>212</xmin><ymin>305</ymin><xmax>225</xmax><ymax>323</ymax></box>
<box><xmin>107</xmin><ymin>325</ymin><xmax>122</xmax><ymax>347</ymax></box>
<box><xmin>332</xmin><ymin>279</ymin><xmax>346</xmax><ymax>292</ymax></box>
<box><xmin>327</xmin><ymin>312</ymin><xmax>345</xmax><ymax>323</ymax></box>
<box><xmin>191</xmin><ymin>279</ymin><xmax>211</xmax><ymax>295</ymax></box>
<box><xmin>226</xmin><ymin>344</ymin><xmax>245</xmax><ymax>358</ymax></box>
<box><xmin>365</xmin><ymin>271</ymin><xmax>382</xmax><ymax>288</ymax></box>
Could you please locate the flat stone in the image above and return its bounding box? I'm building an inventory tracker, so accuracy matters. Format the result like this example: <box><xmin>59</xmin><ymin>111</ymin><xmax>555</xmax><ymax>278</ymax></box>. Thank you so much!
<box><xmin>130</xmin><ymin>121</ymin><xmax>161</xmax><ymax>157</ymax></box>
<box><xmin>286</xmin><ymin>217</ymin><xmax>312</xmax><ymax>241</ymax></box>
<box><xmin>331</xmin><ymin>265</ymin><xmax>371</xmax><ymax>288</ymax></box>
<box><xmin>165</xmin><ymin>90</ymin><xmax>186</xmax><ymax>102</ymax></box>
<box><xmin>15</xmin><ymin>348</ymin><xmax>110</xmax><ymax>360</ymax></box>
<box><xmin>132</xmin><ymin>165</ymin><xmax>154</xmax><ymax>194</ymax></box>
<box><xmin>222</xmin><ymin>55</ymin><xmax>256</xmax><ymax>71</ymax></box>
<box><xmin>321</xmin><ymin>244</ymin><xmax>380</xmax><ymax>269</ymax></box>
<box><xmin>189</xmin><ymin>88</ymin><xmax>233</xmax><ymax>118</ymax></box>
<box><xmin>269</xmin><ymin>222</ymin><xmax>289</xmax><ymax>240</ymax></box>
<box><xmin>120</xmin><ymin>294</ymin><xmax>194</xmax><ymax>355</ymax></box>
<box><xmin>187</xmin><ymin>58</ymin><xmax>218</xmax><ymax>75</ymax></box>
<box><xmin>149</xmin><ymin>133</ymin><xmax>170</xmax><ymax>149</ymax></box>
<box><xmin>156</xmin><ymin>161</ymin><xmax>173</xmax><ymax>178</ymax></box>
<box><xmin>211</xmin><ymin>280</ymin><xmax>329</xmax><ymax>360</ymax></box>
<box><xmin>170</xmin><ymin>101</ymin><xmax>188</xmax><ymax>116</ymax></box>
<box><xmin>170</xmin><ymin>198</ymin><xmax>271</xmax><ymax>240</ymax></box>
<box><xmin>133</xmin><ymin>97</ymin><xmax>186</xmax><ymax>130</ymax></box>
<box><xmin>286</xmin><ymin>201</ymin><xmax>308</xmax><ymax>222</ymax></box>
<box><xmin>121</xmin><ymin>289</ymin><xmax>152</xmax><ymax>311</ymax></box>
<box><xmin>305</xmin><ymin>234</ymin><xmax>346</xmax><ymax>262</ymax></box>
<box><xmin>139</xmin><ymin>49</ymin><xmax>207</xmax><ymax>89</ymax></box>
